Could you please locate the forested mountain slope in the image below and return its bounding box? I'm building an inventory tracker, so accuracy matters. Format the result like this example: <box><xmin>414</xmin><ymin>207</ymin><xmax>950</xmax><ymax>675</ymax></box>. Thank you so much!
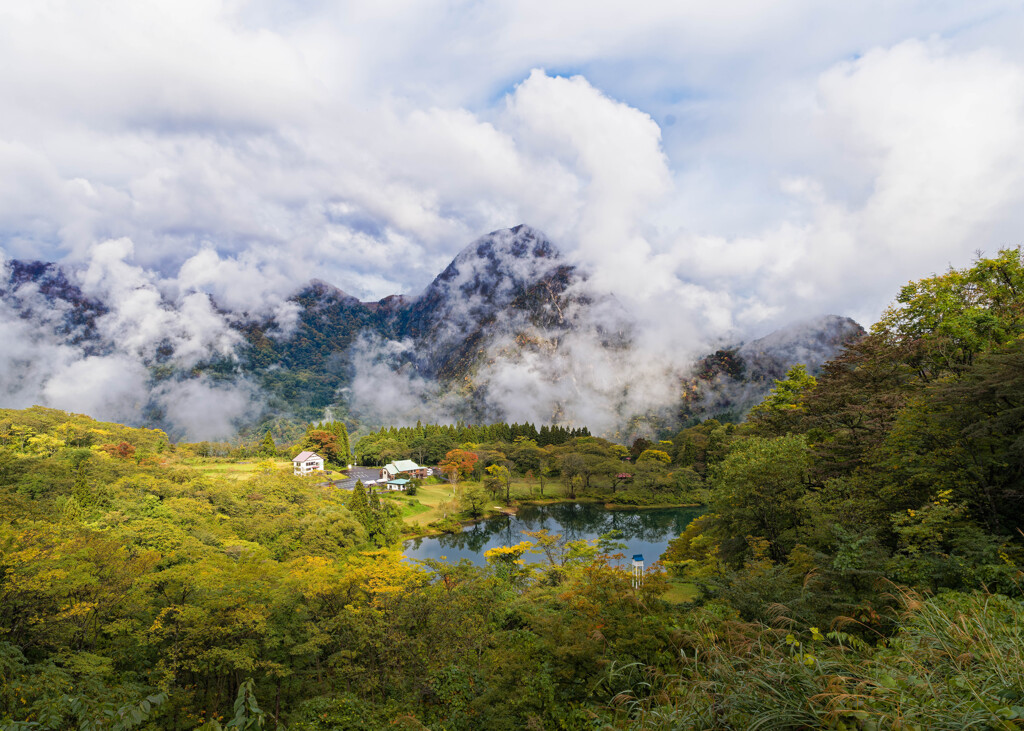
<box><xmin>1</xmin><ymin>249</ymin><xmax>1023</xmax><ymax>729</ymax></box>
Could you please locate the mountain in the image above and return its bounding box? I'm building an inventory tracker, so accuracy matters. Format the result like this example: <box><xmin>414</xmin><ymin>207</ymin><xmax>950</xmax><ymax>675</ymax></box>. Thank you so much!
<box><xmin>0</xmin><ymin>259</ymin><xmax>108</xmax><ymax>351</ymax></box>
<box><xmin>679</xmin><ymin>314</ymin><xmax>865</xmax><ymax>424</ymax></box>
<box><xmin>397</xmin><ymin>224</ymin><xmax>582</xmax><ymax>380</ymax></box>
<box><xmin>0</xmin><ymin>227</ymin><xmax>864</xmax><ymax>438</ymax></box>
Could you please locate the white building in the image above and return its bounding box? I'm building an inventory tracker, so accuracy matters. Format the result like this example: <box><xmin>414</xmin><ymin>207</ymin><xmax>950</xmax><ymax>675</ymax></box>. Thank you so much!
<box><xmin>380</xmin><ymin>459</ymin><xmax>428</xmax><ymax>480</ymax></box>
<box><xmin>292</xmin><ymin>451</ymin><xmax>325</xmax><ymax>476</ymax></box>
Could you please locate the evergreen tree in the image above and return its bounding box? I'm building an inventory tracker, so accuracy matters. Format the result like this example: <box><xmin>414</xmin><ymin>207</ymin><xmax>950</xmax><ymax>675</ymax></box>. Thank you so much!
<box><xmin>338</xmin><ymin>422</ymin><xmax>350</xmax><ymax>463</ymax></box>
<box><xmin>260</xmin><ymin>430</ymin><xmax>276</xmax><ymax>457</ymax></box>
<box><xmin>348</xmin><ymin>480</ymin><xmax>371</xmax><ymax>528</ymax></box>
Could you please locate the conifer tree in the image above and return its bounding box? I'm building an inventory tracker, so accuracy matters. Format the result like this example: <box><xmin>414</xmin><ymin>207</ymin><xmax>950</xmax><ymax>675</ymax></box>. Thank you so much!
<box><xmin>336</xmin><ymin>422</ymin><xmax>351</xmax><ymax>463</ymax></box>
<box><xmin>348</xmin><ymin>480</ymin><xmax>371</xmax><ymax>528</ymax></box>
<box><xmin>260</xmin><ymin>430</ymin><xmax>276</xmax><ymax>457</ymax></box>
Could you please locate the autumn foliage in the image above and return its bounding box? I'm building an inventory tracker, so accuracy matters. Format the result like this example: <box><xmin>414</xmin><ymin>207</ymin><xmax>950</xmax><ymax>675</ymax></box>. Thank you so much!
<box><xmin>99</xmin><ymin>440</ymin><xmax>136</xmax><ymax>459</ymax></box>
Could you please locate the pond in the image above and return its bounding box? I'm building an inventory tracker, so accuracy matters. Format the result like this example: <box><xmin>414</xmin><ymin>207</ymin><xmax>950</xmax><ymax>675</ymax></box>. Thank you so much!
<box><xmin>403</xmin><ymin>502</ymin><xmax>703</xmax><ymax>566</ymax></box>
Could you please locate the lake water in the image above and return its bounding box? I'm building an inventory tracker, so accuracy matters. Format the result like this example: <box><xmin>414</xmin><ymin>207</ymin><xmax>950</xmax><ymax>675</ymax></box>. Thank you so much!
<box><xmin>403</xmin><ymin>502</ymin><xmax>703</xmax><ymax>566</ymax></box>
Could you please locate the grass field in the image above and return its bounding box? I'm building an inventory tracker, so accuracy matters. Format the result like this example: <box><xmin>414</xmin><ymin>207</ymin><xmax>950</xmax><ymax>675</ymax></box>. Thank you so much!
<box><xmin>404</xmin><ymin>483</ymin><xmax>462</xmax><ymax>526</ymax></box>
<box><xmin>379</xmin><ymin>492</ymin><xmax>431</xmax><ymax>520</ymax></box>
<box><xmin>397</xmin><ymin>478</ymin><xmax>571</xmax><ymax>526</ymax></box>
<box><xmin>662</xmin><ymin>578</ymin><xmax>699</xmax><ymax>604</ymax></box>
<box><xmin>182</xmin><ymin>459</ymin><xmax>295</xmax><ymax>482</ymax></box>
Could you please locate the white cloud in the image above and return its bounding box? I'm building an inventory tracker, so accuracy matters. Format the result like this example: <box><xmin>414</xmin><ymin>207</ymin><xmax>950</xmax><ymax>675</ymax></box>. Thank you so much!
<box><xmin>153</xmin><ymin>376</ymin><xmax>261</xmax><ymax>442</ymax></box>
<box><xmin>4</xmin><ymin>2</ymin><xmax>1024</xmax><ymax>430</ymax></box>
<box><xmin>41</xmin><ymin>355</ymin><xmax>150</xmax><ymax>425</ymax></box>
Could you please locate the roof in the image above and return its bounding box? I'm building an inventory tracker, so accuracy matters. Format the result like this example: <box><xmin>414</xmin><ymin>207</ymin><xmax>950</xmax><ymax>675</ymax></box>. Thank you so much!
<box><xmin>293</xmin><ymin>451</ymin><xmax>322</xmax><ymax>462</ymax></box>
<box><xmin>386</xmin><ymin>478</ymin><xmax>411</xmax><ymax>485</ymax></box>
<box><xmin>393</xmin><ymin>459</ymin><xmax>421</xmax><ymax>472</ymax></box>
<box><xmin>632</xmin><ymin>554</ymin><xmax>644</xmax><ymax>562</ymax></box>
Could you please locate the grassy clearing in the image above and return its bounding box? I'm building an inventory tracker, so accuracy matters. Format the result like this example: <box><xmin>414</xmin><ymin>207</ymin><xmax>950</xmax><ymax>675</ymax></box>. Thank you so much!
<box><xmin>404</xmin><ymin>482</ymin><xmax>461</xmax><ymax>526</ymax></box>
<box><xmin>662</xmin><ymin>579</ymin><xmax>699</xmax><ymax>604</ymax></box>
<box><xmin>379</xmin><ymin>493</ymin><xmax>431</xmax><ymax>519</ymax></box>
<box><xmin>183</xmin><ymin>459</ymin><xmax>293</xmax><ymax>482</ymax></box>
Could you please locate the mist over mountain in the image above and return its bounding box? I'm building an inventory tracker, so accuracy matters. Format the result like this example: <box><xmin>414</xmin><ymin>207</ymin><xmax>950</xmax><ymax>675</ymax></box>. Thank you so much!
<box><xmin>1</xmin><ymin>226</ymin><xmax>862</xmax><ymax>440</ymax></box>
<box><xmin>680</xmin><ymin>314</ymin><xmax>865</xmax><ymax>424</ymax></box>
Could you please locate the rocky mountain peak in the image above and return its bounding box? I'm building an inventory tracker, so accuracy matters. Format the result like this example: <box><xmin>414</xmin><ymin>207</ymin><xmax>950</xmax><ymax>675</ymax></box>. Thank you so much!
<box><xmin>427</xmin><ymin>224</ymin><xmax>564</xmax><ymax>300</ymax></box>
<box><xmin>400</xmin><ymin>225</ymin><xmax>579</xmax><ymax>347</ymax></box>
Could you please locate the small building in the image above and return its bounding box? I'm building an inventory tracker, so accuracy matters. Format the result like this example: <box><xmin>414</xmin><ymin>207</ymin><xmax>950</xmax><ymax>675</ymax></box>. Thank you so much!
<box><xmin>293</xmin><ymin>451</ymin><xmax>325</xmax><ymax>476</ymax></box>
<box><xmin>380</xmin><ymin>459</ymin><xmax>428</xmax><ymax>480</ymax></box>
<box><xmin>632</xmin><ymin>554</ymin><xmax>645</xmax><ymax>588</ymax></box>
<box><xmin>383</xmin><ymin>478</ymin><xmax>411</xmax><ymax>491</ymax></box>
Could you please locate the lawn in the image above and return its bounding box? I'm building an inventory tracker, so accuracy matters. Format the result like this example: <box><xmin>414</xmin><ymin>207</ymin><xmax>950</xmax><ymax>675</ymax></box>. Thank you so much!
<box><xmin>662</xmin><ymin>578</ymin><xmax>698</xmax><ymax>604</ymax></box>
<box><xmin>379</xmin><ymin>493</ymin><xmax>431</xmax><ymax>520</ymax></box>
<box><xmin>403</xmin><ymin>482</ymin><xmax>462</xmax><ymax>526</ymax></box>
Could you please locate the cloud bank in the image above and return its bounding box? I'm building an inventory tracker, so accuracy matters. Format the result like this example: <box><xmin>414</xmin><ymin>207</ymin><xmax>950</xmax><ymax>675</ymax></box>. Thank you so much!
<box><xmin>3</xmin><ymin>2</ymin><xmax>1024</xmax><ymax>432</ymax></box>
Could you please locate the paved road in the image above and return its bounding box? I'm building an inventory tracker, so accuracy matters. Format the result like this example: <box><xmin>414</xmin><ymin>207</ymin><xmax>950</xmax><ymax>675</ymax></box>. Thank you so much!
<box><xmin>319</xmin><ymin>466</ymin><xmax>382</xmax><ymax>491</ymax></box>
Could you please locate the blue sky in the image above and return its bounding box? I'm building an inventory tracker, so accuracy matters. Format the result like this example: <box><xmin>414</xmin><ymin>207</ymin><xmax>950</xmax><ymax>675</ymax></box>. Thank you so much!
<box><xmin>3</xmin><ymin>0</ymin><xmax>1024</xmax><ymax>335</ymax></box>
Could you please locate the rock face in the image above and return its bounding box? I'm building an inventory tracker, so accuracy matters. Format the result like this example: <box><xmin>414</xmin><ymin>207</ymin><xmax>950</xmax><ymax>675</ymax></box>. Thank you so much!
<box><xmin>679</xmin><ymin>314</ymin><xmax>865</xmax><ymax>424</ymax></box>
<box><xmin>1</xmin><ymin>226</ymin><xmax>865</xmax><ymax>436</ymax></box>
<box><xmin>395</xmin><ymin>224</ymin><xmax>583</xmax><ymax>380</ymax></box>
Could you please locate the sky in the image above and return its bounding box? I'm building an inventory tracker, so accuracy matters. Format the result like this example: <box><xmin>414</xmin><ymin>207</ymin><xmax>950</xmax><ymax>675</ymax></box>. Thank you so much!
<box><xmin>3</xmin><ymin>1</ymin><xmax>1024</xmax><ymax>434</ymax></box>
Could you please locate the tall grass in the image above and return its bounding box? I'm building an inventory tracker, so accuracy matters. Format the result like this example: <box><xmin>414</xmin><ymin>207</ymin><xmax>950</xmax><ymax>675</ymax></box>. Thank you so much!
<box><xmin>601</xmin><ymin>589</ymin><xmax>1024</xmax><ymax>729</ymax></box>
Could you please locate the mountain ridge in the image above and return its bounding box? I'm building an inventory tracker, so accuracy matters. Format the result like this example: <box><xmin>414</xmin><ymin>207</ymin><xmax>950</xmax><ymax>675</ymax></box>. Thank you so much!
<box><xmin>1</xmin><ymin>226</ymin><xmax>864</xmax><ymax>438</ymax></box>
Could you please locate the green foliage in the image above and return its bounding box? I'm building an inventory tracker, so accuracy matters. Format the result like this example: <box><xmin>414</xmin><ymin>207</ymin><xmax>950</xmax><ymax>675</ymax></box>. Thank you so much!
<box><xmin>605</xmin><ymin>590</ymin><xmax>1024</xmax><ymax>730</ymax></box>
<box><xmin>747</xmin><ymin>363</ymin><xmax>817</xmax><ymax>436</ymax></box>
<box><xmin>352</xmin><ymin>421</ymin><xmax>589</xmax><ymax>466</ymax></box>
<box><xmin>710</xmin><ymin>434</ymin><xmax>810</xmax><ymax>563</ymax></box>
<box><xmin>259</xmin><ymin>431</ymin><xmax>276</xmax><ymax>457</ymax></box>
<box><xmin>875</xmin><ymin>246</ymin><xmax>1024</xmax><ymax>378</ymax></box>
<box><xmin>636</xmin><ymin>448</ymin><xmax>671</xmax><ymax>465</ymax></box>
<box><xmin>457</xmin><ymin>483</ymin><xmax>489</xmax><ymax>519</ymax></box>
<box><xmin>4</xmin><ymin>250</ymin><xmax>1024</xmax><ymax>730</ymax></box>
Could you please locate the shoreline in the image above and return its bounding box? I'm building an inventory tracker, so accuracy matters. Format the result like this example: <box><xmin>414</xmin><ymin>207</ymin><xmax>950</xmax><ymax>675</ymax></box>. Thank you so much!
<box><xmin>400</xmin><ymin>495</ymin><xmax>704</xmax><ymax>540</ymax></box>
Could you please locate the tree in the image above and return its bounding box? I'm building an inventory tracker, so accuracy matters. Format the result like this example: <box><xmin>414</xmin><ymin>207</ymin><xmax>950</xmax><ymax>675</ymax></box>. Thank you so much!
<box><xmin>326</xmin><ymin>420</ymin><xmax>351</xmax><ymax>463</ymax></box>
<box><xmin>747</xmin><ymin>363</ymin><xmax>817</xmax><ymax>436</ymax></box>
<box><xmin>874</xmin><ymin>247</ymin><xmax>1024</xmax><ymax>380</ymax></box>
<box><xmin>306</xmin><ymin>429</ymin><xmax>341</xmax><ymax>464</ymax></box>
<box><xmin>885</xmin><ymin>338</ymin><xmax>1024</xmax><ymax>535</ymax></box>
<box><xmin>260</xmin><ymin>430</ymin><xmax>276</xmax><ymax>457</ymax></box>
<box><xmin>510</xmin><ymin>438</ymin><xmax>543</xmax><ymax>474</ymax></box>
<box><xmin>636</xmin><ymin>449</ymin><xmax>671</xmax><ymax>465</ymax></box>
<box><xmin>485</xmin><ymin>464</ymin><xmax>513</xmax><ymax>504</ymax></box>
<box><xmin>559</xmin><ymin>454</ymin><xmax>585</xmax><ymax>497</ymax></box>
<box><xmin>100</xmin><ymin>441</ymin><xmax>135</xmax><ymax>459</ymax></box>
<box><xmin>439</xmin><ymin>449</ymin><xmax>478</xmax><ymax>485</ymax></box>
<box><xmin>710</xmin><ymin>434</ymin><xmax>811</xmax><ymax>563</ymax></box>
<box><xmin>348</xmin><ymin>480</ymin><xmax>372</xmax><ymax>527</ymax></box>
<box><xmin>629</xmin><ymin>437</ymin><xmax>652</xmax><ymax>460</ymax></box>
<box><xmin>458</xmin><ymin>484</ymin><xmax>489</xmax><ymax>518</ymax></box>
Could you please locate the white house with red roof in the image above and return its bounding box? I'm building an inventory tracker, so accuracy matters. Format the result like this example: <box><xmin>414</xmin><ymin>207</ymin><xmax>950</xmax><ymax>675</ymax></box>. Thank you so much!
<box><xmin>292</xmin><ymin>451</ymin><xmax>325</xmax><ymax>476</ymax></box>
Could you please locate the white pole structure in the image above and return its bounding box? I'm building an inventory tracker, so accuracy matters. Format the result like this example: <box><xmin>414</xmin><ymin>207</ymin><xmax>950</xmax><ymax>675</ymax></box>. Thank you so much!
<box><xmin>632</xmin><ymin>554</ymin><xmax>644</xmax><ymax>588</ymax></box>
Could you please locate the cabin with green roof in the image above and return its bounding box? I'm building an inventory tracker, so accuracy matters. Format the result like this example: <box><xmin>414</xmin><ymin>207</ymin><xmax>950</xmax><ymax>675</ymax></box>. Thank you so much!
<box><xmin>380</xmin><ymin>459</ymin><xmax>429</xmax><ymax>480</ymax></box>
